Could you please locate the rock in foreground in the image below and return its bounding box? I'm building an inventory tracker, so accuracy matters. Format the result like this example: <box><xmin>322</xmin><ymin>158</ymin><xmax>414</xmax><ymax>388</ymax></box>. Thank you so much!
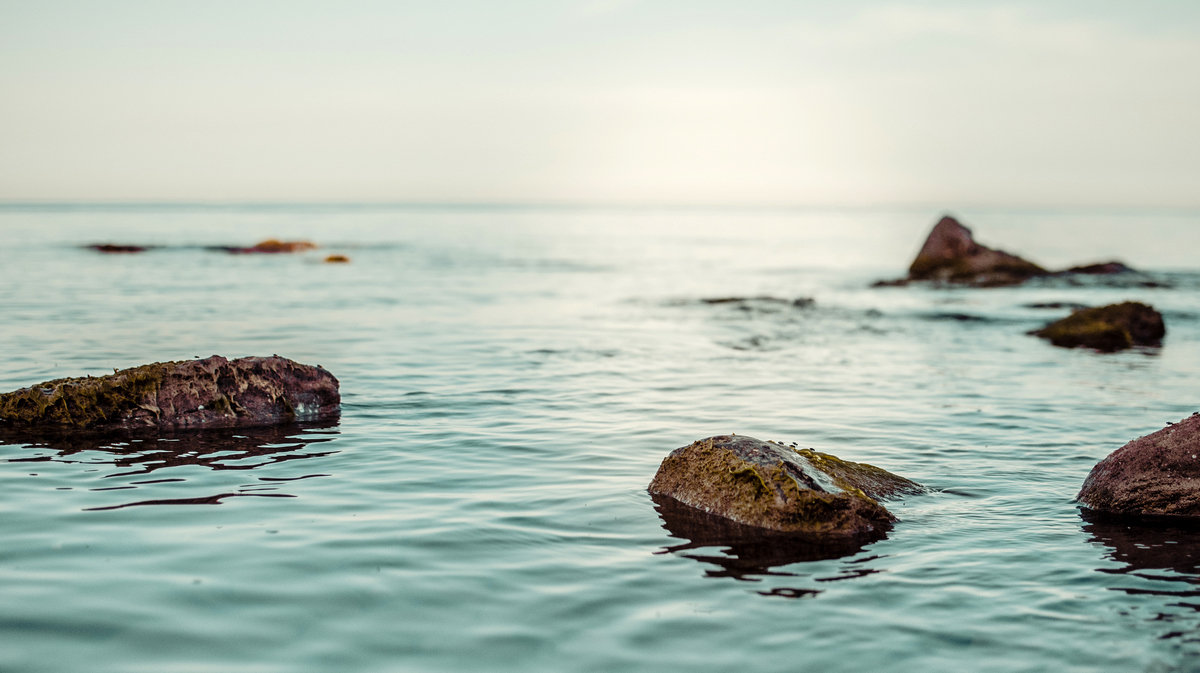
<box><xmin>648</xmin><ymin>435</ymin><xmax>922</xmax><ymax>539</ymax></box>
<box><xmin>0</xmin><ymin>355</ymin><xmax>339</xmax><ymax>431</ymax></box>
<box><xmin>1077</xmin><ymin>413</ymin><xmax>1200</xmax><ymax>518</ymax></box>
<box><xmin>1030</xmin><ymin>302</ymin><xmax>1164</xmax><ymax>352</ymax></box>
<box><xmin>905</xmin><ymin>215</ymin><xmax>1048</xmax><ymax>286</ymax></box>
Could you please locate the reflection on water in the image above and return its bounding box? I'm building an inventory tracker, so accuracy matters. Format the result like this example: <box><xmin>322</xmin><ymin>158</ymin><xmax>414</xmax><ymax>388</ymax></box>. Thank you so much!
<box><xmin>651</xmin><ymin>493</ymin><xmax>883</xmax><ymax>597</ymax></box>
<box><xmin>1</xmin><ymin>420</ymin><xmax>339</xmax><ymax>510</ymax></box>
<box><xmin>1081</xmin><ymin>508</ymin><xmax>1200</xmax><ymax>645</ymax></box>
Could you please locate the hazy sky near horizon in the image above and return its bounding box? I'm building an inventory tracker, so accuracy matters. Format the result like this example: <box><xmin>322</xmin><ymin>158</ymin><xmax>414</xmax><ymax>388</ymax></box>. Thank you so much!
<box><xmin>2</xmin><ymin>1</ymin><xmax>1199</xmax><ymax>206</ymax></box>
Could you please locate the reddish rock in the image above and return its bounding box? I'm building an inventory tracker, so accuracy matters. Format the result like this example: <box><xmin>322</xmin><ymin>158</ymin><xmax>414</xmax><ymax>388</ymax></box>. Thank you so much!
<box><xmin>0</xmin><ymin>355</ymin><xmax>339</xmax><ymax>431</ymax></box>
<box><xmin>906</xmin><ymin>215</ymin><xmax>1048</xmax><ymax>286</ymax></box>
<box><xmin>225</xmin><ymin>239</ymin><xmax>319</xmax><ymax>254</ymax></box>
<box><xmin>648</xmin><ymin>435</ymin><xmax>922</xmax><ymax>539</ymax></box>
<box><xmin>1030</xmin><ymin>301</ymin><xmax>1165</xmax><ymax>352</ymax></box>
<box><xmin>1077</xmin><ymin>413</ymin><xmax>1200</xmax><ymax>518</ymax></box>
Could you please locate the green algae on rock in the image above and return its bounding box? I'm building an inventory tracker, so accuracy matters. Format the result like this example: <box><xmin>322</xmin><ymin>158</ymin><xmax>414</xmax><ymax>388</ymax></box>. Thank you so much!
<box><xmin>0</xmin><ymin>355</ymin><xmax>339</xmax><ymax>431</ymax></box>
<box><xmin>1030</xmin><ymin>301</ymin><xmax>1164</xmax><ymax>352</ymax></box>
<box><xmin>648</xmin><ymin>435</ymin><xmax>923</xmax><ymax>539</ymax></box>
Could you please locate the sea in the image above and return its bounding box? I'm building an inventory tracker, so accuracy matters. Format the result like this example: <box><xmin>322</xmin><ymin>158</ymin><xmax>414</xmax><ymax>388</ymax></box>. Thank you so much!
<box><xmin>1</xmin><ymin>204</ymin><xmax>1198</xmax><ymax>673</ymax></box>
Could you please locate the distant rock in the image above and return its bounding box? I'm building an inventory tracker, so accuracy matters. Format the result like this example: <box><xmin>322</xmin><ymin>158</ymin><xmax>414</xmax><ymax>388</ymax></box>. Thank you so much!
<box><xmin>700</xmin><ymin>296</ymin><xmax>815</xmax><ymax>309</ymax></box>
<box><xmin>875</xmin><ymin>215</ymin><xmax>1144</xmax><ymax>288</ymax></box>
<box><xmin>324</xmin><ymin>254</ymin><xmax>351</xmax><ymax>264</ymax></box>
<box><xmin>0</xmin><ymin>355</ymin><xmax>339</xmax><ymax>431</ymax></box>
<box><xmin>86</xmin><ymin>244</ymin><xmax>151</xmax><ymax>253</ymax></box>
<box><xmin>904</xmin><ymin>215</ymin><xmax>1048</xmax><ymax>287</ymax></box>
<box><xmin>221</xmin><ymin>239</ymin><xmax>319</xmax><ymax>254</ymax></box>
<box><xmin>1077</xmin><ymin>413</ymin><xmax>1200</xmax><ymax>518</ymax></box>
<box><xmin>1030</xmin><ymin>301</ymin><xmax>1165</xmax><ymax>352</ymax></box>
<box><xmin>648</xmin><ymin>435</ymin><xmax>922</xmax><ymax>539</ymax></box>
<box><xmin>1061</xmin><ymin>261</ymin><xmax>1134</xmax><ymax>275</ymax></box>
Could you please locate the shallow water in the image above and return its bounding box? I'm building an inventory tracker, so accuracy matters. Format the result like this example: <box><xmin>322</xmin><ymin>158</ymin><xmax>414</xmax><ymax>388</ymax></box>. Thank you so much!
<box><xmin>1</xmin><ymin>205</ymin><xmax>1198</xmax><ymax>672</ymax></box>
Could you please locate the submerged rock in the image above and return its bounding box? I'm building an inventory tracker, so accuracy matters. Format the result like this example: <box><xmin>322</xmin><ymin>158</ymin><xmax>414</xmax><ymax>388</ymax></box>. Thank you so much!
<box><xmin>0</xmin><ymin>355</ymin><xmax>339</xmax><ymax>431</ymax></box>
<box><xmin>1030</xmin><ymin>301</ymin><xmax>1164</xmax><ymax>352</ymax></box>
<box><xmin>1077</xmin><ymin>413</ymin><xmax>1200</xmax><ymax>518</ymax></box>
<box><xmin>904</xmin><ymin>215</ymin><xmax>1048</xmax><ymax>287</ymax></box>
<box><xmin>648</xmin><ymin>435</ymin><xmax>922</xmax><ymax>539</ymax></box>
<box><xmin>324</xmin><ymin>254</ymin><xmax>351</xmax><ymax>264</ymax></box>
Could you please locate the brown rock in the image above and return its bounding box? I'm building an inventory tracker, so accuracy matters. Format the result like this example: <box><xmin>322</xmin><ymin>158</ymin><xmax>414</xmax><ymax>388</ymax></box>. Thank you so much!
<box><xmin>1062</xmin><ymin>261</ymin><xmax>1134</xmax><ymax>275</ymax></box>
<box><xmin>324</xmin><ymin>254</ymin><xmax>351</xmax><ymax>264</ymax></box>
<box><xmin>1077</xmin><ymin>413</ymin><xmax>1200</xmax><ymax>518</ymax></box>
<box><xmin>648</xmin><ymin>435</ymin><xmax>922</xmax><ymax>539</ymax></box>
<box><xmin>906</xmin><ymin>215</ymin><xmax>1048</xmax><ymax>286</ymax></box>
<box><xmin>0</xmin><ymin>355</ymin><xmax>339</xmax><ymax>431</ymax></box>
<box><xmin>1030</xmin><ymin>301</ymin><xmax>1165</xmax><ymax>352</ymax></box>
<box><xmin>226</xmin><ymin>239</ymin><xmax>319</xmax><ymax>254</ymax></box>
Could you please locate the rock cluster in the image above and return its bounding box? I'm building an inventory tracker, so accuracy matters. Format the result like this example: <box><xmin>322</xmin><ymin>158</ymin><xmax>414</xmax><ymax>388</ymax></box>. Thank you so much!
<box><xmin>648</xmin><ymin>435</ymin><xmax>922</xmax><ymax>539</ymax></box>
<box><xmin>0</xmin><ymin>355</ymin><xmax>339</xmax><ymax>431</ymax></box>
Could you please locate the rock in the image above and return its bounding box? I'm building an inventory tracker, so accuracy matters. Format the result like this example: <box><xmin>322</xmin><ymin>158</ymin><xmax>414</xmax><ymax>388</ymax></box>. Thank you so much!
<box><xmin>1077</xmin><ymin>413</ymin><xmax>1200</xmax><ymax>518</ymax></box>
<box><xmin>906</xmin><ymin>215</ymin><xmax>1048</xmax><ymax>286</ymax></box>
<box><xmin>324</xmin><ymin>254</ymin><xmax>351</xmax><ymax>263</ymax></box>
<box><xmin>648</xmin><ymin>435</ymin><xmax>922</xmax><ymax>539</ymax></box>
<box><xmin>223</xmin><ymin>239</ymin><xmax>319</xmax><ymax>254</ymax></box>
<box><xmin>0</xmin><ymin>355</ymin><xmax>339</xmax><ymax>431</ymax></box>
<box><xmin>1061</xmin><ymin>261</ymin><xmax>1134</xmax><ymax>275</ymax></box>
<box><xmin>1030</xmin><ymin>301</ymin><xmax>1165</xmax><ymax>352</ymax></box>
<box><xmin>87</xmin><ymin>244</ymin><xmax>151</xmax><ymax>253</ymax></box>
<box><xmin>875</xmin><ymin>215</ymin><xmax>1144</xmax><ymax>288</ymax></box>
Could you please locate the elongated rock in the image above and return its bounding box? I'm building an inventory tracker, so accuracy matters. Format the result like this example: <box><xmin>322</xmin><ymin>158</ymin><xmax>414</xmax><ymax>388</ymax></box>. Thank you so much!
<box><xmin>0</xmin><ymin>355</ymin><xmax>339</xmax><ymax>431</ymax></box>
<box><xmin>648</xmin><ymin>435</ymin><xmax>922</xmax><ymax>538</ymax></box>
<box><xmin>1078</xmin><ymin>413</ymin><xmax>1200</xmax><ymax>518</ymax></box>
<box><xmin>1030</xmin><ymin>301</ymin><xmax>1164</xmax><ymax>352</ymax></box>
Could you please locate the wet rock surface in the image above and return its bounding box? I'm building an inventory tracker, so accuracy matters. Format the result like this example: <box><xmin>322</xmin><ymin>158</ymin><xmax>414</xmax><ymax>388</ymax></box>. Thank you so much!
<box><xmin>1077</xmin><ymin>413</ymin><xmax>1200</xmax><ymax>518</ymax></box>
<box><xmin>1030</xmin><ymin>301</ymin><xmax>1165</xmax><ymax>352</ymax></box>
<box><xmin>648</xmin><ymin>435</ymin><xmax>922</xmax><ymax>539</ymax></box>
<box><xmin>0</xmin><ymin>355</ymin><xmax>339</xmax><ymax>431</ymax></box>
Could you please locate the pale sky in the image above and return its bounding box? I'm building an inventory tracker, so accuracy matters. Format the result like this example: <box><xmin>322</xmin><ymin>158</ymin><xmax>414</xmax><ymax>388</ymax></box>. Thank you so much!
<box><xmin>2</xmin><ymin>1</ymin><xmax>1199</xmax><ymax>206</ymax></box>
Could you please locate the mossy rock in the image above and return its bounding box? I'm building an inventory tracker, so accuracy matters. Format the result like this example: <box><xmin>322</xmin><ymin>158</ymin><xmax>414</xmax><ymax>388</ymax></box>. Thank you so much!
<box><xmin>1030</xmin><ymin>302</ymin><xmax>1164</xmax><ymax>352</ymax></box>
<box><xmin>0</xmin><ymin>355</ymin><xmax>339</xmax><ymax>431</ymax></box>
<box><xmin>648</xmin><ymin>435</ymin><xmax>923</xmax><ymax>539</ymax></box>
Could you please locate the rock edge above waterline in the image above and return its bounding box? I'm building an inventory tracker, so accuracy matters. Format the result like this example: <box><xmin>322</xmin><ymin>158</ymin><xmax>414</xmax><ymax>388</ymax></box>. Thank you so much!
<box><xmin>1030</xmin><ymin>301</ymin><xmax>1164</xmax><ymax>352</ymax></box>
<box><xmin>1077</xmin><ymin>413</ymin><xmax>1200</xmax><ymax>518</ymax></box>
<box><xmin>0</xmin><ymin>355</ymin><xmax>339</xmax><ymax>431</ymax></box>
<box><xmin>648</xmin><ymin>435</ymin><xmax>923</xmax><ymax>538</ymax></box>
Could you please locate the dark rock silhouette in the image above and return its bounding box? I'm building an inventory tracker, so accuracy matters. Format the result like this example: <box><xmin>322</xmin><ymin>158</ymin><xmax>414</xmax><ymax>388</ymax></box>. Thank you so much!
<box><xmin>0</xmin><ymin>355</ymin><xmax>339</xmax><ymax>431</ymax></box>
<box><xmin>1030</xmin><ymin>301</ymin><xmax>1164</xmax><ymax>352</ymax></box>
<box><xmin>86</xmin><ymin>244</ymin><xmax>152</xmax><ymax>253</ymax></box>
<box><xmin>648</xmin><ymin>435</ymin><xmax>921</xmax><ymax>539</ymax></box>
<box><xmin>1077</xmin><ymin>413</ymin><xmax>1200</xmax><ymax>518</ymax></box>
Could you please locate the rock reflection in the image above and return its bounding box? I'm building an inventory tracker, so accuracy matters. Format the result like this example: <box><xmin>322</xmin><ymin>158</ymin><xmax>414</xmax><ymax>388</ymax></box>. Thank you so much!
<box><xmin>1081</xmin><ymin>508</ymin><xmax>1200</xmax><ymax>644</ymax></box>
<box><xmin>651</xmin><ymin>493</ymin><xmax>879</xmax><ymax>595</ymax></box>
<box><xmin>1</xmin><ymin>421</ymin><xmax>339</xmax><ymax>510</ymax></box>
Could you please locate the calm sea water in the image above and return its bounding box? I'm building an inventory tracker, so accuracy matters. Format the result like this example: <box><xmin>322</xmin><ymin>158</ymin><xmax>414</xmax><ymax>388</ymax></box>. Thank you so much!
<box><xmin>1</xmin><ymin>205</ymin><xmax>1198</xmax><ymax>673</ymax></box>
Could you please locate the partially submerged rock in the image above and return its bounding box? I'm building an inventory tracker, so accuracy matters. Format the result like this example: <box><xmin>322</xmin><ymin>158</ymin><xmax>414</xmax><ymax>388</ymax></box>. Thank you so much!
<box><xmin>876</xmin><ymin>215</ymin><xmax>1144</xmax><ymax>288</ymax></box>
<box><xmin>648</xmin><ymin>435</ymin><xmax>922</xmax><ymax>539</ymax></box>
<box><xmin>1077</xmin><ymin>413</ymin><xmax>1200</xmax><ymax>518</ymax></box>
<box><xmin>324</xmin><ymin>254</ymin><xmax>351</xmax><ymax>264</ymax></box>
<box><xmin>1030</xmin><ymin>301</ymin><xmax>1164</xmax><ymax>352</ymax></box>
<box><xmin>223</xmin><ymin>239</ymin><xmax>318</xmax><ymax>254</ymax></box>
<box><xmin>904</xmin><ymin>215</ymin><xmax>1048</xmax><ymax>287</ymax></box>
<box><xmin>86</xmin><ymin>244</ymin><xmax>152</xmax><ymax>254</ymax></box>
<box><xmin>0</xmin><ymin>355</ymin><xmax>339</xmax><ymax>431</ymax></box>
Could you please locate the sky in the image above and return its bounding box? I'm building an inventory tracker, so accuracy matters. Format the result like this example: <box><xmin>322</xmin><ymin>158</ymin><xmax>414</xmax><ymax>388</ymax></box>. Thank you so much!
<box><xmin>1</xmin><ymin>1</ymin><xmax>1199</xmax><ymax>206</ymax></box>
